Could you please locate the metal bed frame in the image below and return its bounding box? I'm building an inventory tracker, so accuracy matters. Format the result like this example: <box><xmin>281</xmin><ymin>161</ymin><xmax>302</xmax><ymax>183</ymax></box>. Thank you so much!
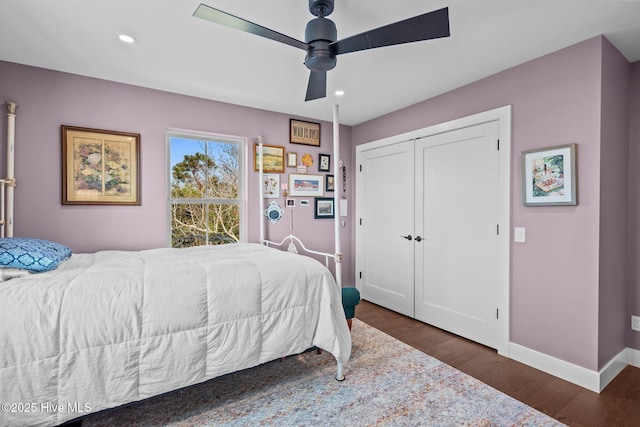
<box><xmin>1</xmin><ymin>101</ymin><xmax>17</xmax><ymax>238</ymax></box>
<box><xmin>258</xmin><ymin>104</ymin><xmax>346</xmax><ymax>380</ymax></box>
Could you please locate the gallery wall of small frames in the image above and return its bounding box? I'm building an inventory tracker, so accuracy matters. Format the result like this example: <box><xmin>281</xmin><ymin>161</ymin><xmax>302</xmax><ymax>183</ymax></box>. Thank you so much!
<box><xmin>257</xmin><ymin>119</ymin><xmax>337</xmax><ymax>221</ymax></box>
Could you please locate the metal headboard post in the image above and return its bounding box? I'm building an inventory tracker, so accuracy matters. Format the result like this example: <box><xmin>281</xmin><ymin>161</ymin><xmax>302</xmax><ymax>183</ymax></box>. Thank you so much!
<box><xmin>332</xmin><ymin>104</ymin><xmax>342</xmax><ymax>287</ymax></box>
<box><xmin>2</xmin><ymin>101</ymin><xmax>17</xmax><ymax>238</ymax></box>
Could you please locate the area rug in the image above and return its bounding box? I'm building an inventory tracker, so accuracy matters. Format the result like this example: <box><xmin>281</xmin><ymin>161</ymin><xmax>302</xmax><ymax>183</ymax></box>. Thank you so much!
<box><xmin>83</xmin><ymin>319</ymin><xmax>564</xmax><ymax>426</ymax></box>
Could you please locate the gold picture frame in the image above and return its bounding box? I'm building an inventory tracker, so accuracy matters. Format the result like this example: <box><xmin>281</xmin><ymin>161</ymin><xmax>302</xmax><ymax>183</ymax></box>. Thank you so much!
<box><xmin>61</xmin><ymin>125</ymin><xmax>140</xmax><ymax>205</ymax></box>
<box><xmin>254</xmin><ymin>144</ymin><xmax>285</xmax><ymax>173</ymax></box>
<box><xmin>290</xmin><ymin>119</ymin><xmax>321</xmax><ymax>146</ymax></box>
<box><xmin>286</xmin><ymin>151</ymin><xmax>298</xmax><ymax>168</ymax></box>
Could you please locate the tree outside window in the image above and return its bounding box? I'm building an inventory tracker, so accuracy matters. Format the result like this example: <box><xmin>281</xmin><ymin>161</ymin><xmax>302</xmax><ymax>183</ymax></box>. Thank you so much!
<box><xmin>168</xmin><ymin>132</ymin><xmax>243</xmax><ymax>247</ymax></box>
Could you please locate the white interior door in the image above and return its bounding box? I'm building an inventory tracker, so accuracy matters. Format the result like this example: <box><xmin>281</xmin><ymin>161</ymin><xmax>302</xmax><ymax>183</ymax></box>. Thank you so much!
<box><xmin>414</xmin><ymin>121</ymin><xmax>501</xmax><ymax>349</ymax></box>
<box><xmin>356</xmin><ymin>140</ymin><xmax>414</xmax><ymax>317</ymax></box>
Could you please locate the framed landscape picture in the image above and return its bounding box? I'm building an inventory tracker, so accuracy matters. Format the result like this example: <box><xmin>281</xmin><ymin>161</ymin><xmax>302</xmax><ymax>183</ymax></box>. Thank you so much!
<box><xmin>522</xmin><ymin>143</ymin><xmax>577</xmax><ymax>206</ymax></box>
<box><xmin>314</xmin><ymin>197</ymin><xmax>335</xmax><ymax>219</ymax></box>
<box><xmin>61</xmin><ymin>125</ymin><xmax>140</xmax><ymax>205</ymax></box>
<box><xmin>289</xmin><ymin>174</ymin><xmax>324</xmax><ymax>197</ymax></box>
<box><xmin>254</xmin><ymin>144</ymin><xmax>285</xmax><ymax>173</ymax></box>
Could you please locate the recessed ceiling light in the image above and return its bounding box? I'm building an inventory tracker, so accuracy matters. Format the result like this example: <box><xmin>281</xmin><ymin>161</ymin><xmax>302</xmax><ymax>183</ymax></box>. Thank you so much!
<box><xmin>118</xmin><ymin>34</ymin><xmax>135</xmax><ymax>44</ymax></box>
<box><xmin>334</xmin><ymin>90</ymin><xmax>345</xmax><ymax>97</ymax></box>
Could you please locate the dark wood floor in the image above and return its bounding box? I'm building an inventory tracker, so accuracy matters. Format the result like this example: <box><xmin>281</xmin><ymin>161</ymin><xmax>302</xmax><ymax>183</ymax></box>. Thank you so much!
<box><xmin>356</xmin><ymin>300</ymin><xmax>640</xmax><ymax>427</ymax></box>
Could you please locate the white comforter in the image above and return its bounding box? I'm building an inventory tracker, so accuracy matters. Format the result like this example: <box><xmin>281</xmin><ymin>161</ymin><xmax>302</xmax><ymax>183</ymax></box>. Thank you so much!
<box><xmin>0</xmin><ymin>243</ymin><xmax>351</xmax><ymax>427</ymax></box>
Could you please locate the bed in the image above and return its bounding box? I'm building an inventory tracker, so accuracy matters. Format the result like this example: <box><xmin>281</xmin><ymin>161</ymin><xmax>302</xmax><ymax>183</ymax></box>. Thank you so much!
<box><xmin>0</xmin><ymin>103</ymin><xmax>351</xmax><ymax>427</ymax></box>
<box><xmin>0</xmin><ymin>241</ymin><xmax>351</xmax><ymax>427</ymax></box>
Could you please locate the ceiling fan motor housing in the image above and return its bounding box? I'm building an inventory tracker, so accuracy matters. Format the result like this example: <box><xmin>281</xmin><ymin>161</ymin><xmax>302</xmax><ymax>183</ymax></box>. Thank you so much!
<box><xmin>304</xmin><ymin>17</ymin><xmax>337</xmax><ymax>71</ymax></box>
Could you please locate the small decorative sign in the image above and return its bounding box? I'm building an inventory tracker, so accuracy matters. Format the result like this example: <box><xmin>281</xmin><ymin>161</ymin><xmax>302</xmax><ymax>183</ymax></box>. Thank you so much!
<box><xmin>264</xmin><ymin>201</ymin><xmax>284</xmax><ymax>224</ymax></box>
<box><xmin>290</xmin><ymin>119</ymin><xmax>321</xmax><ymax>146</ymax></box>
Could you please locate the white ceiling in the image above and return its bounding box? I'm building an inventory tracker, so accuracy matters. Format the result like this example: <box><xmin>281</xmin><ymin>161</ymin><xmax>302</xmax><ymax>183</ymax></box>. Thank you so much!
<box><xmin>1</xmin><ymin>0</ymin><xmax>640</xmax><ymax>126</ymax></box>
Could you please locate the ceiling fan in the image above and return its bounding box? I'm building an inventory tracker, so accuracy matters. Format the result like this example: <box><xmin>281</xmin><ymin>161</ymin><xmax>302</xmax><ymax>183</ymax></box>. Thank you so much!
<box><xmin>194</xmin><ymin>1</ymin><xmax>450</xmax><ymax>101</ymax></box>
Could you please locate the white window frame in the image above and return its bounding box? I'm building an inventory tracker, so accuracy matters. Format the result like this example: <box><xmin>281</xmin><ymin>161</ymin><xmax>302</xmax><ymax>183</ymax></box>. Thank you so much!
<box><xmin>166</xmin><ymin>129</ymin><xmax>247</xmax><ymax>246</ymax></box>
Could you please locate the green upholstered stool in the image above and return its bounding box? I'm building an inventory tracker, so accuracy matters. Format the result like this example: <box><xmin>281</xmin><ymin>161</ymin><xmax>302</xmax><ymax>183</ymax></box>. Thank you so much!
<box><xmin>342</xmin><ymin>287</ymin><xmax>361</xmax><ymax>330</ymax></box>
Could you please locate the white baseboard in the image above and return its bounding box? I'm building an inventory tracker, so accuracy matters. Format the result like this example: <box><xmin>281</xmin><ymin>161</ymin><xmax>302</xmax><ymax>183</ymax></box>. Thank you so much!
<box><xmin>509</xmin><ymin>343</ymin><xmax>634</xmax><ymax>393</ymax></box>
<box><xmin>599</xmin><ymin>348</ymin><xmax>629</xmax><ymax>391</ymax></box>
<box><xmin>629</xmin><ymin>347</ymin><xmax>640</xmax><ymax>368</ymax></box>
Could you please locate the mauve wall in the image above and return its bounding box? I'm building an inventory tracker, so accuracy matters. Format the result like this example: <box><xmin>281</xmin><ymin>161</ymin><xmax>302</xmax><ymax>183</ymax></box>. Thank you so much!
<box><xmin>2</xmin><ymin>35</ymin><xmax>638</xmax><ymax>371</ymax></box>
<box><xmin>628</xmin><ymin>62</ymin><xmax>640</xmax><ymax>351</ymax></box>
<box><xmin>597</xmin><ymin>39</ymin><xmax>630</xmax><ymax>368</ymax></box>
<box><xmin>0</xmin><ymin>60</ymin><xmax>354</xmax><ymax>282</ymax></box>
<box><xmin>352</xmin><ymin>36</ymin><xmax>613</xmax><ymax>371</ymax></box>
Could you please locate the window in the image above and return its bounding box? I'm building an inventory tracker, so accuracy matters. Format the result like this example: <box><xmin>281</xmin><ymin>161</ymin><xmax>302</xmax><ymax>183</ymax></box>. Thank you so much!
<box><xmin>168</xmin><ymin>130</ymin><xmax>245</xmax><ymax>247</ymax></box>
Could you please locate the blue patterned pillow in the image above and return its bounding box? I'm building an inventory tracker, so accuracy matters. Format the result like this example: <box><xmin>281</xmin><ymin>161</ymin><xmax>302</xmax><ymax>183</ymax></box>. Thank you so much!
<box><xmin>0</xmin><ymin>237</ymin><xmax>72</xmax><ymax>272</ymax></box>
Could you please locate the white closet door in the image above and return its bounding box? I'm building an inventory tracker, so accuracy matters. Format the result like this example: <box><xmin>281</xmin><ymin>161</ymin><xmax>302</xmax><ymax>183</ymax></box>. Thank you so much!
<box><xmin>414</xmin><ymin>121</ymin><xmax>501</xmax><ymax>349</ymax></box>
<box><xmin>357</xmin><ymin>140</ymin><xmax>415</xmax><ymax>317</ymax></box>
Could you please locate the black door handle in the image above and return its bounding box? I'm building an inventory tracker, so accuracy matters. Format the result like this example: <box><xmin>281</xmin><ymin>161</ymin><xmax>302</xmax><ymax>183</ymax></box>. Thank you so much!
<box><xmin>401</xmin><ymin>235</ymin><xmax>412</xmax><ymax>241</ymax></box>
<box><xmin>415</xmin><ymin>236</ymin><xmax>423</xmax><ymax>242</ymax></box>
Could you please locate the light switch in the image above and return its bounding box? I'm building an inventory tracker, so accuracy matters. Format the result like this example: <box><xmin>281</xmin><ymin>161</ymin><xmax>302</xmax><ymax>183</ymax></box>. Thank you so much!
<box><xmin>514</xmin><ymin>227</ymin><xmax>526</xmax><ymax>243</ymax></box>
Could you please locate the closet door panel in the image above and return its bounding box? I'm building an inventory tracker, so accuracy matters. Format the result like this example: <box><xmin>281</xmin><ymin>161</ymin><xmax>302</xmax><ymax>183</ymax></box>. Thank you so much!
<box><xmin>357</xmin><ymin>141</ymin><xmax>414</xmax><ymax>317</ymax></box>
<box><xmin>414</xmin><ymin>121</ymin><xmax>501</xmax><ymax>349</ymax></box>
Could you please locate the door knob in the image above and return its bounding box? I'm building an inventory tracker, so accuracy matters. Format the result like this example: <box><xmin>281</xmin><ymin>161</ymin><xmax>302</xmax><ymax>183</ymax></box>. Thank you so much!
<box><xmin>415</xmin><ymin>236</ymin><xmax>423</xmax><ymax>242</ymax></box>
<box><xmin>401</xmin><ymin>235</ymin><xmax>412</xmax><ymax>241</ymax></box>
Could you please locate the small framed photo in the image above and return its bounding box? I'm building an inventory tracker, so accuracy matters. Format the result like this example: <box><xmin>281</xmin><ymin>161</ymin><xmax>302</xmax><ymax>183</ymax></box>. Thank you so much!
<box><xmin>314</xmin><ymin>197</ymin><xmax>335</xmax><ymax>219</ymax></box>
<box><xmin>522</xmin><ymin>143</ymin><xmax>577</xmax><ymax>206</ymax></box>
<box><xmin>285</xmin><ymin>198</ymin><xmax>296</xmax><ymax>207</ymax></box>
<box><xmin>325</xmin><ymin>174</ymin><xmax>335</xmax><ymax>192</ymax></box>
<box><xmin>262</xmin><ymin>174</ymin><xmax>280</xmax><ymax>198</ymax></box>
<box><xmin>286</xmin><ymin>152</ymin><xmax>298</xmax><ymax>168</ymax></box>
<box><xmin>289</xmin><ymin>174</ymin><xmax>324</xmax><ymax>197</ymax></box>
<box><xmin>254</xmin><ymin>144</ymin><xmax>285</xmax><ymax>173</ymax></box>
<box><xmin>318</xmin><ymin>153</ymin><xmax>330</xmax><ymax>172</ymax></box>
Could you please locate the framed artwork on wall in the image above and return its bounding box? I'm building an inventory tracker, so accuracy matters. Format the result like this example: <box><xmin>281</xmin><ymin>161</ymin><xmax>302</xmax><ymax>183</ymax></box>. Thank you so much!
<box><xmin>262</xmin><ymin>173</ymin><xmax>280</xmax><ymax>198</ymax></box>
<box><xmin>522</xmin><ymin>143</ymin><xmax>577</xmax><ymax>206</ymax></box>
<box><xmin>290</xmin><ymin>119</ymin><xmax>321</xmax><ymax>146</ymax></box>
<box><xmin>314</xmin><ymin>197</ymin><xmax>335</xmax><ymax>219</ymax></box>
<box><xmin>318</xmin><ymin>153</ymin><xmax>330</xmax><ymax>172</ymax></box>
<box><xmin>286</xmin><ymin>151</ymin><xmax>298</xmax><ymax>168</ymax></box>
<box><xmin>289</xmin><ymin>174</ymin><xmax>324</xmax><ymax>197</ymax></box>
<box><xmin>325</xmin><ymin>174</ymin><xmax>335</xmax><ymax>192</ymax></box>
<box><xmin>61</xmin><ymin>125</ymin><xmax>140</xmax><ymax>205</ymax></box>
<box><xmin>254</xmin><ymin>144</ymin><xmax>285</xmax><ymax>173</ymax></box>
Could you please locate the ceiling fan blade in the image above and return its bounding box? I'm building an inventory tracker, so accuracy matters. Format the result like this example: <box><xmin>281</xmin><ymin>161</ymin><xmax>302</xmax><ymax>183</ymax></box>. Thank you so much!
<box><xmin>193</xmin><ymin>4</ymin><xmax>308</xmax><ymax>51</ymax></box>
<box><xmin>331</xmin><ymin>7</ymin><xmax>450</xmax><ymax>56</ymax></box>
<box><xmin>305</xmin><ymin>70</ymin><xmax>327</xmax><ymax>101</ymax></box>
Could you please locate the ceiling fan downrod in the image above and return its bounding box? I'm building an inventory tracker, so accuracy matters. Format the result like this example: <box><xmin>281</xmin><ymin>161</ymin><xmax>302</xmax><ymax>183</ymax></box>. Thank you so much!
<box><xmin>309</xmin><ymin>0</ymin><xmax>334</xmax><ymax>17</ymax></box>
